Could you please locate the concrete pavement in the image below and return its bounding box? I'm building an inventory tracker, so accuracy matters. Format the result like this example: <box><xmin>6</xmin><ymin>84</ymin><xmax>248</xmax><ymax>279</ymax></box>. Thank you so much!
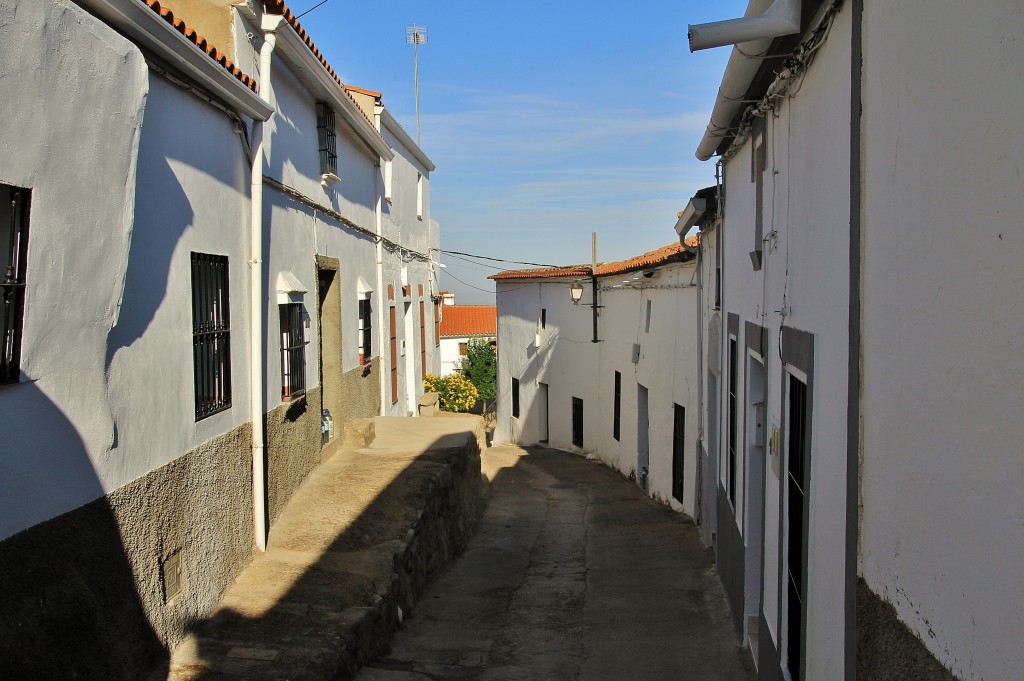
<box><xmin>358</xmin><ymin>444</ymin><xmax>754</xmax><ymax>681</ymax></box>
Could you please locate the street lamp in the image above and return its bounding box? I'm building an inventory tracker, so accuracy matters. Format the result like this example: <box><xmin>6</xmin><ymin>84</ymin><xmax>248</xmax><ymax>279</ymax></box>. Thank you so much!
<box><xmin>569</xmin><ymin>280</ymin><xmax>584</xmax><ymax>305</ymax></box>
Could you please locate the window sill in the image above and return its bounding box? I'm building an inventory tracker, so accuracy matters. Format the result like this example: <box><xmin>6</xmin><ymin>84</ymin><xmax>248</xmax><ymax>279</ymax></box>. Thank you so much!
<box><xmin>385</xmin><ymin>197</ymin><xmax>392</xmax><ymax>204</ymax></box>
<box><xmin>416</xmin><ymin>215</ymin><xmax>423</xmax><ymax>221</ymax></box>
<box><xmin>321</xmin><ymin>172</ymin><xmax>341</xmax><ymax>188</ymax></box>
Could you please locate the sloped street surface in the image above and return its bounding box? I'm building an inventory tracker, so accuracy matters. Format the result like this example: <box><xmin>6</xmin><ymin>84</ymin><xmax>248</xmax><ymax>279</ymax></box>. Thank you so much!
<box><xmin>359</xmin><ymin>445</ymin><xmax>754</xmax><ymax>681</ymax></box>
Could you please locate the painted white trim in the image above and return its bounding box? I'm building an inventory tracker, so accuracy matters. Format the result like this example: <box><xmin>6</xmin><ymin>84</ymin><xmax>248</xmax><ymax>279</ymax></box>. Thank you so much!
<box><xmin>80</xmin><ymin>0</ymin><xmax>273</xmax><ymax>121</ymax></box>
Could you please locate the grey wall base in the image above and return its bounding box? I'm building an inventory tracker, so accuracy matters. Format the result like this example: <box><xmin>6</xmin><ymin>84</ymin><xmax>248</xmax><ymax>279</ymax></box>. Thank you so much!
<box><xmin>716</xmin><ymin>482</ymin><xmax>745</xmax><ymax>639</ymax></box>
<box><xmin>856</xmin><ymin>578</ymin><xmax>957</xmax><ymax>681</ymax></box>
<box><xmin>0</xmin><ymin>423</ymin><xmax>254</xmax><ymax>680</ymax></box>
<box><xmin>266</xmin><ymin>388</ymin><xmax>323</xmax><ymax>525</ymax></box>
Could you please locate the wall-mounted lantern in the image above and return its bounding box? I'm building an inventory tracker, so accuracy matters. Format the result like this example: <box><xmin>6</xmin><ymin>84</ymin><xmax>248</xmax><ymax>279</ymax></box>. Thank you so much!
<box><xmin>569</xmin><ymin>280</ymin><xmax>584</xmax><ymax>305</ymax></box>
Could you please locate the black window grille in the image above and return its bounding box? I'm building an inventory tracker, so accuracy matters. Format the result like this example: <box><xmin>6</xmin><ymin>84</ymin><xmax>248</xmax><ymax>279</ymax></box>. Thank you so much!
<box><xmin>358</xmin><ymin>296</ymin><xmax>372</xmax><ymax>365</ymax></box>
<box><xmin>672</xmin><ymin>404</ymin><xmax>686</xmax><ymax>503</ymax></box>
<box><xmin>571</xmin><ymin>396</ymin><xmax>583</xmax><ymax>447</ymax></box>
<box><xmin>280</xmin><ymin>302</ymin><xmax>308</xmax><ymax>399</ymax></box>
<box><xmin>728</xmin><ymin>337</ymin><xmax>738</xmax><ymax>504</ymax></box>
<box><xmin>1</xmin><ymin>185</ymin><xmax>30</xmax><ymax>385</ymax></box>
<box><xmin>316</xmin><ymin>102</ymin><xmax>338</xmax><ymax>176</ymax></box>
<box><xmin>613</xmin><ymin>371</ymin><xmax>621</xmax><ymax>441</ymax></box>
<box><xmin>191</xmin><ymin>253</ymin><xmax>232</xmax><ymax>419</ymax></box>
<box><xmin>540</xmin><ymin>308</ymin><xmax>546</xmax><ymax>329</ymax></box>
<box><xmin>511</xmin><ymin>378</ymin><xmax>520</xmax><ymax>418</ymax></box>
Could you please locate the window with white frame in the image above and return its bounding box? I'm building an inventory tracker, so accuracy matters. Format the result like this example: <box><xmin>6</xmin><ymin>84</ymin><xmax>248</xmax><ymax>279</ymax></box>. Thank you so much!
<box><xmin>1</xmin><ymin>184</ymin><xmax>30</xmax><ymax>385</ymax></box>
<box><xmin>384</xmin><ymin>160</ymin><xmax>393</xmax><ymax>203</ymax></box>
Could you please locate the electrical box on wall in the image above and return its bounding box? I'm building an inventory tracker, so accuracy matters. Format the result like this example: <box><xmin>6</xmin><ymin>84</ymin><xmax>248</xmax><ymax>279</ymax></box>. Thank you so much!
<box><xmin>632</xmin><ymin>343</ymin><xmax>641</xmax><ymax>364</ymax></box>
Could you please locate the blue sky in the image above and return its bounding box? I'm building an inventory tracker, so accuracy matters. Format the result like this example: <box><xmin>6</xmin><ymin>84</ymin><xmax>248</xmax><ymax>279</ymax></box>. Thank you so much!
<box><xmin>294</xmin><ymin>0</ymin><xmax>747</xmax><ymax>303</ymax></box>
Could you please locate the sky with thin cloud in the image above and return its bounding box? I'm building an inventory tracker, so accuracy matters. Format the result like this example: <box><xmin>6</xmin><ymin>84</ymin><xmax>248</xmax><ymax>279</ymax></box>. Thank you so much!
<box><xmin>295</xmin><ymin>0</ymin><xmax>747</xmax><ymax>303</ymax></box>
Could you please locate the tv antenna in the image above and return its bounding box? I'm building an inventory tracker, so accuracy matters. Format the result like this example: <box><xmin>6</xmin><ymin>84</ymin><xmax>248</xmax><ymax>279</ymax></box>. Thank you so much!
<box><xmin>405</xmin><ymin>23</ymin><xmax>428</xmax><ymax>146</ymax></box>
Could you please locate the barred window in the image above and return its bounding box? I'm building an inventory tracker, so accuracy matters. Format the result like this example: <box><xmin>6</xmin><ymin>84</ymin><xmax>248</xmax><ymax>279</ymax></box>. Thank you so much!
<box><xmin>358</xmin><ymin>295</ymin><xmax>372</xmax><ymax>365</ymax></box>
<box><xmin>280</xmin><ymin>303</ymin><xmax>308</xmax><ymax>399</ymax></box>
<box><xmin>191</xmin><ymin>253</ymin><xmax>232</xmax><ymax>419</ymax></box>
<box><xmin>1</xmin><ymin>184</ymin><xmax>30</xmax><ymax>385</ymax></box>
<box><xmin>316</xmin><ymin>102</ymin><xmax>337</xmax><ymax>176</ymax></box>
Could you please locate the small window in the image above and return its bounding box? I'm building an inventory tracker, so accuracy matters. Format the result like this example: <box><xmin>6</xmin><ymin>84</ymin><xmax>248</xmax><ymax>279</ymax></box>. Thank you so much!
<box><xmin>416</xmin><ymin>173</ymin><xmax>423</xmax><ymax>219</ymax></box>
<box><xmin>458</xmin><ymin>342</ymin><xmax>468</xmax><ymax>356</ymax></box>
<box><xmin>358</xmin><ymin>295</ymin><xmax>372</xmax><ymax>365</ymax></box>
<box><xmin>280</xmin><ymin>302</ymin><xmax>308</xmax><ymax>399</ymax></box>
<box><xmin>191</xmin><ymin>253</ymin><xmax>232</xmax><ymax>419</ymax></box>
<box><xmin>1</xmin><ymin>184</ymin><xmax>30</xmax><ymax>385</ymax></box>
<box><xmin>389</xmin><ymin>304</ymin><xmax>398</xmax><ymax>404</ymax></box>
<box><xmin>511</xmin><ymin>378</ymin><xmax>520</xmax><ymax>418</ymax></box>
<box><xmin>572</xmin><ymin>397</ymin><xmax>583</xmax><ymax>447</ymax></box>
<box><xmin>419</xmin><ymin>300</ymin><xmax>427</xmax><ymax>380</ymax></box>
<box><xmin>383</xmin><ymin>160</ymin><xmax>393</xmax><ymax>203</ymax></box>
<box><xmin>316</xmin><ymin>102</ymin><xmax>338</xmax><ymax>176</ymax></box>
<box><xmin>728</xmin><ymin>337</ymin><xmax>738</xmax><ymax>504</ymax></box>
<box><xmin>613</xmin><ymin>371</ymin><xmax>621</xmax><ymax>441</ymax></box>
<box><xmin>540</xmin><ymin>308</ymin><xmax>546</xmax><ymax>329</ymax></box>
<box><xmin>644</xmin><ymin>299</ymin><xmax>652</xmax><ymax>333</ymax></box>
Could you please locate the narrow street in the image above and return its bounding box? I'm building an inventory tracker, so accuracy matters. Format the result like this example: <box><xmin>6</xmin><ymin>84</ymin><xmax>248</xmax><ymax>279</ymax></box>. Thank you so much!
<box><xmin>359</xmin><ymin>445</ymin><xmax>754</xmax><ymax>681</ymax></box>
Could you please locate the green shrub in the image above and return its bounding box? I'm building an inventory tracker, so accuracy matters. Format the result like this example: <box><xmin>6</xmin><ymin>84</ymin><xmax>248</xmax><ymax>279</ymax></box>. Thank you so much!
<box><xmin>460</xmin><ymin>338</ymin><xmax>496</xmax><ymax>400</ymax></box>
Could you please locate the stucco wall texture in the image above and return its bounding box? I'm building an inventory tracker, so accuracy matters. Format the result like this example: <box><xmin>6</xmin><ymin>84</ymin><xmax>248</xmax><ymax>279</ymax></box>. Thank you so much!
<box><xmin>0</xmin><ymin>423</ymin><xmax>253</xmax><ymax>680</ymax></box>
<box><xmin>267</xmin><ymin>388</ymin><xmax>323</xmax><ymax>526</ymax></box>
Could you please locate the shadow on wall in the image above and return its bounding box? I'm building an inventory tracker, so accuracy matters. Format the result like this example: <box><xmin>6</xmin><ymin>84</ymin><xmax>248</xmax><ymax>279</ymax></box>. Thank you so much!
<box><xmin>171</xmin><ymin>423</ymin><xmax>485</xmax><ymax>680</ymax></box>
<box><xmin>106</xmin><ymin>151</ymin><xmax>194</xmax><ymax>365</ymax></box>
<box><xmin>0</xmin><ymin>384</ymin><xmax>168</xmax><ymax>680</ymax></box>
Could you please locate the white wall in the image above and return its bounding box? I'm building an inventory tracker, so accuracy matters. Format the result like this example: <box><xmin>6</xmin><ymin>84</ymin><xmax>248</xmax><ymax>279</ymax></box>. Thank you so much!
<box><xmin>106</xmin><ymin>75</ymin><xmax>253</xmax><ymax>484</ymax></box>
<box><xmin>0</xmin><ymin>0</ymin><xmax>149</xmax><ymax>540</ymax></box>
<box><xmin>494</xmin><ymin>262</ymin><xmax>701</xmax><ymax>517</ymax></box>
<box><xmin>714</xmin><ymin>6</ymin><xmax>853</xmax><ymax>674</ymax></box>
<box><xmin>860</xmin><ymin>2</ymin><xmax>1024</xmax><ymax>678</ymax></box>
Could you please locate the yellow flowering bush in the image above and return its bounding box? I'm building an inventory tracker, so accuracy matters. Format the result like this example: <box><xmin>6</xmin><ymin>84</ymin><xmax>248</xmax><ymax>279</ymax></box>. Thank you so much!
<box><xmin>424</xmin><ymin>373</ymin><xmax>478</xmax><ymax>413</ymax></box>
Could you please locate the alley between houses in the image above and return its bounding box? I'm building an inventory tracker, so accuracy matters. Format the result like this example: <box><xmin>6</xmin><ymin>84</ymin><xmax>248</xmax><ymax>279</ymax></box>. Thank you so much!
<box><xmin>358</xmin><ymin>444</ymin><xmax>753</xmax><ymax>681</ymax></box>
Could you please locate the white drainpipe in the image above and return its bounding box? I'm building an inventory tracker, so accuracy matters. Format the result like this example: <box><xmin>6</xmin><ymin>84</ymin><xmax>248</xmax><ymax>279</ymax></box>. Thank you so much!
<box><xmin>373</xmin><ymin>104</ymin><xmax>388</xmax><ymax>415</ymax></box>
<box><xmin>688</xmin><ymin>0</ymin><xmax>800</xmax><ymax>51</ymax></box>
<box><xmin>689</xmin><ymin>0</ymin><xmax>802</xmax><ymax>161</ymax></box>
<box><xmin>250</xmin><ymin>12</ymin><xmax>284</xmax><ymax>552</ymax></box>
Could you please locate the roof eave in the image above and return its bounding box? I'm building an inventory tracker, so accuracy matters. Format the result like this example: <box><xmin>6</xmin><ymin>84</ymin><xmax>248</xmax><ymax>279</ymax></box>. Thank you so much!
<box><xmin>272</xmin><ymin>21</ymin><xmax>394</xmax><ymax>161</ymax></box>
<box><xmin>381</xmin><ymin>108</ymin><xmax>436</xmax><ymax>172</ymax></box>
<box><xmin>82</xmin><ymin>0</ymin><xmax>273</xmax><ymax>121</ymax></box>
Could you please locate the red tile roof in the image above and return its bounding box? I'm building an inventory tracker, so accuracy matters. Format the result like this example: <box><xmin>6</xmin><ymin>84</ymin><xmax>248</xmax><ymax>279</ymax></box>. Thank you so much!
<box><xmin>142</xmin><ymin>1</ymin><xmax>257</xmax><ymax>92</ymax></box>
<box><xmin>489</xmin><ymin>237</ymin><xmax>698</xmax><ymax>281</ymax></box>
<box><xmin>263</xmin><ymin>1</ymin><xmax>380</xmax><ymax>130</ymax></box>
<box><xmin>440</xmin><ymin>305</ymin><xmax>497</xmax><ymax>338</ymax></box>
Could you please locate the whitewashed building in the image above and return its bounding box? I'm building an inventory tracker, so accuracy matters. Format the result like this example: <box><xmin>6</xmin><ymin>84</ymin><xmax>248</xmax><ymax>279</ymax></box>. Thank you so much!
<box><xmin>491</xmin><ymin>242</ymin><xmax>701</xmax><ymax>516</ymax></box>
<box><xmin>686</xmin><ymin>1</ymin><xmax>1024</xmax><ymax>680</ymax></box>
<box><xmin>0</xmin><ymin>0</ymin><xmax>438</xmax><ymax>675</ymax></box>
<box><xmin>438</xmin><ymin>304</ymin><xmax>497</xmax><ymax>377</ymax></box>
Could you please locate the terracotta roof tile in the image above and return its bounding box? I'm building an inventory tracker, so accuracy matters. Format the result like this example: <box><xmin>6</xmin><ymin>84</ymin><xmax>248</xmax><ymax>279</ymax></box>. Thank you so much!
<box><xmin>440</xmin><ymin>306</ymin><xmax>497</xmax><ymax>337</ymax></box>
<box><xmin>143</xmin><ymin>1</ymin><xmax>257</xmax><ymax>92</ymax></box>
<box><xmin>489</xmin><ymin>239</ymin><xmax>698</xmax><ymax>281</ymax></box>
<box><xmin>263</xmin><ymin>1</ymin><xmax>382</xmax><ymax>133</ymax></box>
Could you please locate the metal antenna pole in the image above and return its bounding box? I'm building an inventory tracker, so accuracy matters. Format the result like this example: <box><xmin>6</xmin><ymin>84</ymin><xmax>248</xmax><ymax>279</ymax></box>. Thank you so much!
<box><xmin>405</xmin><ymin>23</ymin><xmax>428</xmax><ymax>146</ymax></box>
